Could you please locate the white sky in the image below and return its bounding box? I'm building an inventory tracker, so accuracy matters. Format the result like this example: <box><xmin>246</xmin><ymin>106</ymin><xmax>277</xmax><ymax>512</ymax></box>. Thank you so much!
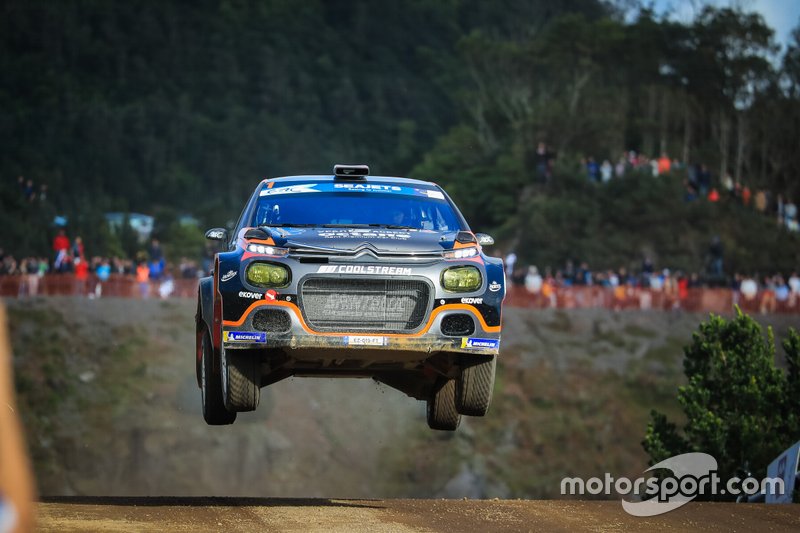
<box><xmin>650</xmin><ymin>0</ymin><xmax>799</xmax><ymax>51</ymax></box>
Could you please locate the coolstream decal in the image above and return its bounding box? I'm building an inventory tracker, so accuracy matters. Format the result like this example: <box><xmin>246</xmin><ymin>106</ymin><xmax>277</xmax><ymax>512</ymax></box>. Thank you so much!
<box><xmin>224</xmin><ymin>331</ymin><xmax>267</xmax><ymax>343</ymax></box>
<box><xmin>461</xmin><ymin>337</ymin><xmax>500</xmax><ymax>349</ymax></box>
<box><xmin>316</xmin><ymin>265</ymin><xmax>413</xmax><ymax>275</ymax></box>
<box><xmin>221</xmin><ymin>270</ymin><xmax>237</xmax><ymax>282</ymax></box>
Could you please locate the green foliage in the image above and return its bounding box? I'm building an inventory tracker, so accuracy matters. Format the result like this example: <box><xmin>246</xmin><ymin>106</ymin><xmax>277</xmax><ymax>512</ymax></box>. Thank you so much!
<box><xmin>643</xmin><ymin>310</ymin><xmax>800</xmax><ymax>498</ymax></box>
<box><xmin>0</xmin><ymin>1</ymin><xmax>798</xmax><ymax>270</ymax></box>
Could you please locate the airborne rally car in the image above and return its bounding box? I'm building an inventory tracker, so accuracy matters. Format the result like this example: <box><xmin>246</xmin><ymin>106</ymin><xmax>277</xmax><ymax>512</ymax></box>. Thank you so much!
<box><xmin>195</xmin><ymin>165</ymin><xmax>505</xmax><ymax>430</ymax></box>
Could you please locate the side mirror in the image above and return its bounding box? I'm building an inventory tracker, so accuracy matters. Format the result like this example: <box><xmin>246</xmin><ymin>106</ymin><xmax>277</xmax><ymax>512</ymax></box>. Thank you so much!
<box><xmin>476</xmin><ymin>233</ymin><xmax>495</xmax><ymax>246</ymax></box>
<box><xmin>205</xmin><ymin>228</ymin><xmax>228</xmax><ymax>241</ymax></box>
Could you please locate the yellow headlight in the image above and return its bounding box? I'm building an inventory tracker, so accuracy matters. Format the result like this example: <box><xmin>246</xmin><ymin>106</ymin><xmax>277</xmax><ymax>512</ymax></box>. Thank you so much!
<box><xmin>441</xmin><ymin>266</ymin><xmax>482</xmax><ymax>292</ymax></box>
<box><xmin>246</xmin><ymin>263</ymin><xmax>289</xmax><ymax>288</ymax></box>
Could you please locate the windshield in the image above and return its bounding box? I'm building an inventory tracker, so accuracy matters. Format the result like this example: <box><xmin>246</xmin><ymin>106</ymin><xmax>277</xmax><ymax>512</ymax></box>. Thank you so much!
<box><xmin>251</xmin><ymin>183</ymin><xmax>462</xmax><ymax>231</ymax></box>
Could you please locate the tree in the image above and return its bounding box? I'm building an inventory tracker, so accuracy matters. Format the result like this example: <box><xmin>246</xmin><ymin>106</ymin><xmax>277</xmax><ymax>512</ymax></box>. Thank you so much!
<box><xmin>643</xmin><ymin>310</ymin><xmax>800</xmax><ymax>501</ymax></box>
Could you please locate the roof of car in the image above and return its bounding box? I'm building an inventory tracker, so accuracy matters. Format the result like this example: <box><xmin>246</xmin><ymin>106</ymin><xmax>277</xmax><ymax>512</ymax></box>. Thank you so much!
<box><xmin>260</xmin><ymin>175</ymin><xmax>439</xmax><ymax>188</ymax></box>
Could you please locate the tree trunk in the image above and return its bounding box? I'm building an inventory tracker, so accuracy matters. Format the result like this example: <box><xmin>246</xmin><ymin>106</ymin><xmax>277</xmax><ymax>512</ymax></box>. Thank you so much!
<box><xmin>643</xmin><ymin>85</ymin><xmax>657</xmax><ymax>156</ymax></box>
<box><xmin>659</xmin><ymin>88</ymin><xmax>669</xmax><ymax>156</ymax></box>
<box><xmin>719</xmin><ymin>111</ymin><xmax>730</xmax><ymax>182</ymax></box>
<box><xmin>734</xmin><ymin>112</ymin><xmax>746</xmax><ymax>184</ymax></box>
<box><xmin>682</xmin><ymin>96</ymin><xmax>691</xmax><ymax>164</ymax></box>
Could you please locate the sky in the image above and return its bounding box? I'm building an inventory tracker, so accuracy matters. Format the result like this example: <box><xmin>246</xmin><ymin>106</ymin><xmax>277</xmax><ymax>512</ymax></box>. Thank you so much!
<box><xmin>650</xmin><ymin>0</ymin><xmax>800</xmax><ymax>51</ymax></box>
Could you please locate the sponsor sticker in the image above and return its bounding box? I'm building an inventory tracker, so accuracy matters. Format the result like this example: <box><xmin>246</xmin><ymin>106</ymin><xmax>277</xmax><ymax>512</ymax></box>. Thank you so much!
<box><xmin>264</xmin><ymin>289</ymin><xmax>277</xmax><ymax>301</ymax></box>
<box><xmin>334</xmin><ymin>183</ymin><xmax>402</xmax><ymax>192</ymax></box>
<box><xmin>260</xmin><ymin>183</ymin><xmax>321</xmax><ymax>196</ymax></box>
<box><xmin>461</xmin><ymin>297</ymin><xmax>483</xmax><ymax>304</ymax></box>
<box><xmin>489</xmin><ymin>281</ymin><xmax>502</xmax><ymax>292</ymax></box>
<box><xmin>224</xmin><ymin>331</ymin><xmax>267</xmax><ymax>343</ymax></box>
<box><xmin>461</xmin><ymin>337</ymin><xmax>500</xmax><ymax>349</ymax></box>
<box><xmin>259</xmin><ymin>181</ymin><xmax>448</xmax><ymax>200</ymax></box>
<box><xmin>318</xmin><ymin>229</ymin><xmax>410</xmax><ymax>240</ymax></box>
<box><xmin>221</xmin><ymin>270</ymin><xmax>237</xmax><ymax>282</ymax></box>
<box><xmin>239</xmin><ymin>291</ymin><xmax>263</xmax><ymax>300</ymax></box>
<box><xmin>316</xmin><ymin>265</ymin><xmax>412</xmax><ymax>276</ymax></box>
<box><xmin>346</xmin><ymin>335</ymin><xmax>386</xmax><ymax>346</ymax></box>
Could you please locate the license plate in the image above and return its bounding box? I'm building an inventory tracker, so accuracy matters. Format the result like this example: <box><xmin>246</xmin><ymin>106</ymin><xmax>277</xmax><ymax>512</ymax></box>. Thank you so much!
<box><xmin>346</xmin><ymin>335</ymin><xmax>386</xmax><ymax>346</ymax></box>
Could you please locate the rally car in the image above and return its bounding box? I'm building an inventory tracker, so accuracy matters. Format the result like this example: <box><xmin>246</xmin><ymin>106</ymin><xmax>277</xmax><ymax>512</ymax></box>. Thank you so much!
<box><xmin>195</xmin><ymin>165</ymin><xmax>505</xmax><ymax>430</ymax></box>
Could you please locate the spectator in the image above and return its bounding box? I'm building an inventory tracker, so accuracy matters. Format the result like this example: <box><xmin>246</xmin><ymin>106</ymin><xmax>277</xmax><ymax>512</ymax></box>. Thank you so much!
<box><xmin>707</xmin><ymin>236</ymin><xmax>724</xmax><ymax>279</ymax></box>
<box><xmin>775</xmin><ymin>275</ymin><xmax>790</xmax><ymax>306</ymax></box>
<box><xmin>708</xmin><ymin>188</ymin><xmax>720</xmax><ymax>202</ymax></box>
<box><xmin>600</xmin><ymin>160</ymin><xmax>613</xmax><ymax>183</ymax></box>
<box><xmin>742</xmin><ymin>185</ymin><xmax>752</xmax><ymax>207</ymax></box>
<box><xmin>722</xmin><ymin>173</ymin><xmax>734</xmax><ymax>197</ymax></box>
<box><xmin>94</xmin><ymin>259</ymin><xmax>111</xmax><ymax>298</ymax></box>
<box><xmin>72</xmin><ymin>236</ymin><xmax>85</xmax><ymax>261</ymax></box>
<box><xmin>504</xmin><ymin>252</ymin><xmax>517</xmax><ymax>278</ymax></box>
<box><xmin>136</xmin><ymin>261</ymin><xmax>150</xmax><ymax>298</ymax></box>
<box><xmin>755</xmin><ymin>190</ymin><xmax>767</xmax><ymax>212</ymax></box>
<box><xmin>615</xmin><ymin>155</ymin><xmax>626</xmax><ymax>178</ymax></box>
<box><xmin>586</xmin><ymin>157</ymin><xmax>600</xmax><ymax>182</ymax></box>
<box><xmin>74</xmin><ymin>257</ymin><xmax>89</xmax><ymax>296</ymax></box>
<box><xmin>534</xmin><ymin>142</ymin><xmax>552</xmax><ymax>183</ymax></box>
<box><xmin>698</xmin><ymin>165</ymin><xmax>711</xmax><ymax>196</ymax></box>
<box><xmin>740</xmin><ymin>275</ymin><xmax>758</xmax><ymax>301</ymax></box>
<box><xmin>789</xmin><ymin>271</ymin><xmax>800</xmax><ymax>307</ymax></box>
<box><xmin>657</xmin><ymin>152</ymin><xmax>671</xmax><ymax>175</ymax></box>
<box><xmin>52</xmin><ymin>229</ymin><xmax>69</xmax><ymax>257</ymax></box>
<box><xmin>23</xmin><ymin>179</ymin><xmax>35</xmax><ymax>202</ymax></box>
<box><xmin>784</xmin><ymin>200</ymin><xmax>798</xmax><ymax>231</ymax></box>
<box><xmin>524</xmin><ymin>266</ymin><xmax>542</xmax><ymax>294</ymax></box>
<box><xmin>158</xmin><ymin>267</ymin><xmax>175</xmax><ymax>299</ymax></box>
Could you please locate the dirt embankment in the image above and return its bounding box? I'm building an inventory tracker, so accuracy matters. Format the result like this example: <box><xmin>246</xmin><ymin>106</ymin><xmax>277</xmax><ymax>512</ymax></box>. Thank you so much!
<box><xmin>6</xmin><ymin>297</ymin><xmax>799</xmax><ymax>499</ymax></box>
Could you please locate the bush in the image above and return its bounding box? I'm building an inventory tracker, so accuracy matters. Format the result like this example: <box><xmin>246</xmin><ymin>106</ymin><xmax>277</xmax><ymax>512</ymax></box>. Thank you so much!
<box><xmin>643</xmin><ymin>309</ymin><xmax>800</xmax><ymax>500</ymax></box>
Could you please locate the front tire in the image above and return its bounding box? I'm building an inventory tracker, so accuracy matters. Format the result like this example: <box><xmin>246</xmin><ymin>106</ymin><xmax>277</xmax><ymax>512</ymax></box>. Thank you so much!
<box><xmin>221</xmin><ymin>346</ymin><xmax>260</xmax><ymax>412</ymax></box>
<box><xmin>427</xmin><ymin>379</ymin><xmax>461</xmax><ymax>431</ymax></box>
<box><xmin>456</xmin><ymin>356</ymin><xmax>496</xmax><ymax>416</ymax></box>
<box><xmin>200</xmin><ymin>329</ymin><xmax>236</xmax><ymax>425</ymax></box>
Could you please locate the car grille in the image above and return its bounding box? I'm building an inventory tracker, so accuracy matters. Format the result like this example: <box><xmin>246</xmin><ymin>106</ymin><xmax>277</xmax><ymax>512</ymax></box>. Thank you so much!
<box><xmin>299</xmin><ymin>277</ymin><xmax>431</xmax><ymax>333</ymax></box>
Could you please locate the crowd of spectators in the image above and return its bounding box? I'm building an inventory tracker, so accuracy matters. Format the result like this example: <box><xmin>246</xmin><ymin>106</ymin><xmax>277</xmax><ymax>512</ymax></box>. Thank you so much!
<box><xmin>504</xmin><ymin>250</ymin><xmax>800</xmax><ymax>313</ymax></box>
<box><xmin>15</xmin><ymin>175</ymin><xmax>47</xmax><ymax>204</ymax></box>
<box><xmin>570</xmin><ymin>146</ymin><xmax>799</xmax><ymax>232</ymax></box>
<box><xmin>1</xmin><ymin>230</ymin><xmax>210</xmax><ymax>299</ymax></box>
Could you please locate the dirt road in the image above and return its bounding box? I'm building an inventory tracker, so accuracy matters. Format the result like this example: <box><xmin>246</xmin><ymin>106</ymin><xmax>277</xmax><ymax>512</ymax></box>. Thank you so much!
<box><xmin>37</xmin><ymin>497</ymin><xmax>800</xmax><ymax>532</ymax></box>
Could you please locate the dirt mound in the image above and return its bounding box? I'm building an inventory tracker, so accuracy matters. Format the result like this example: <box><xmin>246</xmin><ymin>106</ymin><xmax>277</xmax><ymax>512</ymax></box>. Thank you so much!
<box><xmin>7</xmin><ymin>298</ymin><xmax>798</xmax><ymax>498</ymax></box>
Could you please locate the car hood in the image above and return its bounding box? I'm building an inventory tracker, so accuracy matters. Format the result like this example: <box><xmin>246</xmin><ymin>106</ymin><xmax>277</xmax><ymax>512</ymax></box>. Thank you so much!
<box><xmin>266</xmin><ymin>226</ymin><xmax>462</xmax><ymax>253</ymax></box>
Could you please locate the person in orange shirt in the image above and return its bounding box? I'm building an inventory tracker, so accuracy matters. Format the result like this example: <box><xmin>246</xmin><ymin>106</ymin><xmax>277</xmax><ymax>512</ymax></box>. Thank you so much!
<box><xmin>657</xmin><ymin>152</ymin><xmax>671</xmax><ymax>175</ymax></box>
<box><xmin>74</xmin><ymin>258</ymin><xmax>89</xmax><ymax>296</ymax></box>
<box><xmin>0</xmin><ymin>305</ymin><xmax>36</xmax><ymax>533</ymax></box>
<box><xmin>136</xmin><ymin>261</ymin><xmax>150</xmax><ymax>298</ymax></box>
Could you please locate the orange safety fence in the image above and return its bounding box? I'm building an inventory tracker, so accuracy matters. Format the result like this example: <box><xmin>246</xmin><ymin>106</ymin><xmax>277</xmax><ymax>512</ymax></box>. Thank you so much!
<box><xmin>1</xmin><ymin>274</ymin><xmax>800</xmax><ymax>314</ymax></box>
<box><xmin>0</xmin><ymin>274</ymin><xmax>199</xmax><ymax>299</ymax></box>
<box><xmin>505</xmin><ymin>284</ymin><xmax>800</xmax><ymax>314</ymax></box>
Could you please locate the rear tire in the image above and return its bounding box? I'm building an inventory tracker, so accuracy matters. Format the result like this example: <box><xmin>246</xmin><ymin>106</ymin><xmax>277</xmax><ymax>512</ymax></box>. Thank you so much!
<box><xmin>201</xmin><ymin>330</ymin><xmax>236</xmax><ymax>425</ymax></box>
<box><xmin>456</xmin><ymin>356</ymin><xmax>496</xmax><ymax>416</ymax></box>
<box><xmin>221</xmin><ymin>346</ymin><xmax>260</xmax><ymax>412</ymax></box>
<box><xmin>427</xmin><ymin>379</ymin><xmax>461</xmax><ymax>431</ymax></box>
